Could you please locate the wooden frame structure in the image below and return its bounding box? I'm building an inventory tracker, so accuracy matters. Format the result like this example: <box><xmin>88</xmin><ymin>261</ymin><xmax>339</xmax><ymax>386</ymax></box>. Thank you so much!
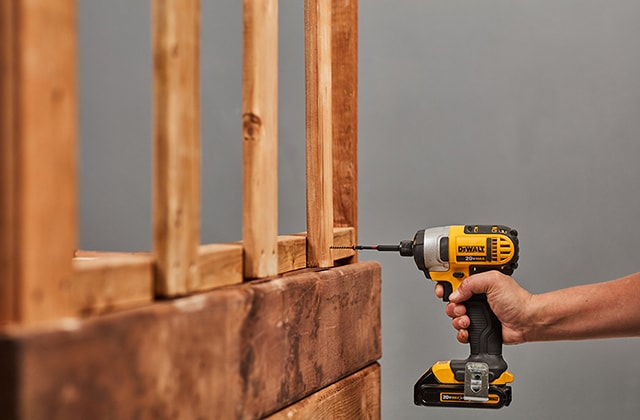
<box><xmin>1</xmin><ymin>0</ymin><xmax>380</xmax><ymax>418</ymax></box>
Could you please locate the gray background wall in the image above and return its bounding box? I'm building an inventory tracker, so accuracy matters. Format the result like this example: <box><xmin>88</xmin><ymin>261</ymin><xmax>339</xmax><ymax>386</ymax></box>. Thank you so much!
<box><xmin>79</xmin><ymin>1</ymin><xmax>640</xmax><ymax>418</ymax></box>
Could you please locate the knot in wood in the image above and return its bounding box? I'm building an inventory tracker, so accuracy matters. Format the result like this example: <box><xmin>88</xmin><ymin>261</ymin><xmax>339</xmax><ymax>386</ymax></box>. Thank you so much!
<box><xmin>242</xmin><ymin>113</ymin><xmax>262</xmax><ymax>142</ymax></box>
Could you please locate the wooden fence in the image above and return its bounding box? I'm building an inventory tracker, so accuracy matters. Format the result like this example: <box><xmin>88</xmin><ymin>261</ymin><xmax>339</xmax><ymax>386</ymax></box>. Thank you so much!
<box><xmin>1</xmin><ymin>0</ymin><xmax>359</xmax><ymax>324</ymax></box>
<box><xmin>1</xmin><ymin>0</ymin><xmax>380</xmax><ymax>418</ymax></box>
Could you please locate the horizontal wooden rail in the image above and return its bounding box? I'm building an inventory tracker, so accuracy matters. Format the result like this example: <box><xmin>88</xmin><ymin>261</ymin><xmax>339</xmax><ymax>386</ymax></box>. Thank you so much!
<box><xmin>72</xmin><ymin>254</ymin><xmax>154</xmax><ymax>316</ymax></box>
<box><xmin>72</xmin><ymin>227</ymin><xmax>355</xmax><ymax>311</ymax></box>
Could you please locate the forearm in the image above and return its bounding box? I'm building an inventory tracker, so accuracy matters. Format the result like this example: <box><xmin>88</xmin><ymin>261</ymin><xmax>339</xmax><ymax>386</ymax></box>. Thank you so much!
<box><xmin>524</xmin><ymin>272</ymin><xmax>640</xmax><ymax>342</ymax></box>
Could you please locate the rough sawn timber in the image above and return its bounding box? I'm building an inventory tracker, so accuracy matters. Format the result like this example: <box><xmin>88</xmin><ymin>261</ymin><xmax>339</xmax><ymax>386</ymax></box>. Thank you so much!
<box><xmin>0</xmin><ymin>261</ymin><xmax>381</xmax><ymax>420</ymax></box>
<box><xmin>267</xmin><ymin>363</ymin><xmax>380</xmax><ymax>419</ymax></box>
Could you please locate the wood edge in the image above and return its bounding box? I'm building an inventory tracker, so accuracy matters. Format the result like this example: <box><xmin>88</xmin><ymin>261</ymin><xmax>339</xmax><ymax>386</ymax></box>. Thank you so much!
<box><xmin>242</xmin><ymin>0</ymin><xmax>279</xmax><ymax>279</ymax></box>
<box><xmin>152</xmin><ymin>0</ymin><xmax>201</xmax><ymax>298</ymax></box>
<box><xmin>195</xmin><ymin>243</ymin><xmax>244</xmax><ymax>292</ymax></box>
<box><xmin>265</xmin><ymin>363</ymin><xmax>381</xmax><ymax>419</ymax></box>
<box><xmin>71</xmin><ymin>226</ymin><xmax>357</xmax><ymax>302</ymax></box>
<box><xmin>292</xmin><ymin>227</ymin><xmax>356</xmax><ymax>261</ymax></box>
<box><xmin>331</xmin><ymin>226</ymin><xmax>356</xmax><ymax>260</ymax></box>
<box><xmin>277</xmin><ymin>235</ymin><xmax>307</xmax><ymax>273</ymax></box>
<box><xmin>305</xmin><ymin>0</ymin><xmax>334</xmax><ymax>269</ymax></box>
<box><xmin>331</xmin><ymin>0</ymin><xmax>358</xmax><ymax>265</ymax></box>
<box><xmin>70</xmin><ymin>254</ymin><xmax>154</xmax><ymax>317</ymax></box>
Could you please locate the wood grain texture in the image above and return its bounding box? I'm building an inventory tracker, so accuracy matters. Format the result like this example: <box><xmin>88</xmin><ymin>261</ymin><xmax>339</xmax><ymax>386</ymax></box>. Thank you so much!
<box><xmin>0</xmin><ymin>262</ymin><xmax>382</xmax><ymax>420</ymax></box>
<box><xmin>71</xmin><ymin>255</ymin><xmax>154</xmax><ymax>316</ymax></box>
<box><xmin>293</xmin><ymin>226</ymin><xmax>355</xmax><ymax>262</ymax></box>
<box><xmin>0</xmin><ymin>0</ymin><xmax>77</xmax><ymax>324</ymax></box>
<box><xmin>277</xmin><ymin>235</ymin><xmax>308</xmax><ymax>273</ymax></box>
<box><xmin>330</xmin><ymin>226</ymin><xmax>356</xmax><ymax>261</ymax></box>
<box><xmin>305</xmin><ymin>0</ymin><xmax>334</xmax><ymax>268</ymax></box>
<box><xmin>153</xmin><ymin>0</ymin><xmax>201</xmax><ymax>296</ymax></box>
<box><xmin>197</xmin><ymin>243</ymin><xmax>243</xmax><ymax>291</ymax></box>
<box><xmin>267</xmin><ymin>363</ymin><xmax>380</xmax><ymax>420</ymax></box>
<box><xmin>78</xmin><ymin>245</ymin><xmax>243</xmax><ymax>296</ymax></box>
<box><xmin>243</xmin><ymin>0</ymin><xmax>279</xmax><ymax>279</ymax></box>
<box><xmin>332</xmin><ymin>0</ymin><xmax>358</xmax><ymax>264</ymax></box>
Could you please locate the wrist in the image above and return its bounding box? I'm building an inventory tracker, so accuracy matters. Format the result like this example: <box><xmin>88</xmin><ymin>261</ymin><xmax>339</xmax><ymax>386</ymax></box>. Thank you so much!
<box><xmin>520</xmin><ymin>293</ymin><xmax>543</xmax><ymax>343</ymax></box>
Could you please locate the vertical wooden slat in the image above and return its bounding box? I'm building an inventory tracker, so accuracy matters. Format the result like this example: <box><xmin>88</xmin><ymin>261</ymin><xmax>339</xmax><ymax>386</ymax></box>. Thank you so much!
<box><xmin>153</xmin><ymin>0</ymin><xmax>201</xmax><ymax>296</ymax></box>
<box><xmin>331</xmin><ymin>0</ymin><xmax>358</xmax><ymax>263</ymax></box>
<box><xmin>0</xmin><ymin>0</ymin><xmax>16</xmax><ymax>324</ymax></box>
<box><xmin>242</xmin><ymin>0</ymin><xmax>279</xmax><ymax>279</ymax></box>
<box><xmin>305</xmin><ymin>0</ymin><xmax>334</xmax><ymax>268</ymax></box>
<box><xmin>0</xmin><ymin>0</ymin><xmax>77</xmax><ymax>324</ymax></box>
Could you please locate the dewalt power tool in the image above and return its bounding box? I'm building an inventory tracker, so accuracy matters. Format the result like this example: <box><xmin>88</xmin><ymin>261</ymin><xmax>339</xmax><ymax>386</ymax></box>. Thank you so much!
<box><xmin>333</xmin><ymin>224</ymin><xmax>519</xmax><ymax>408</ymax></box>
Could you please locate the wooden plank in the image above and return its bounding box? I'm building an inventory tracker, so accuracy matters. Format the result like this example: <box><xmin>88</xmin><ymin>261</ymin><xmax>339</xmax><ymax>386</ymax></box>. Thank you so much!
<box><xmin>305</xmin><ymin>0</ymin><xmax>334</xmax><ymax>268</ymax></box>
<box><xmin>332</xmin><ymin>0</ymin><xmax>358</xmax><ymax>264</ymax></box>
<box><xmin>0</xmin><ymin>0</ymin><xmax>16</xmax><ymax>325</ymax></box>
<box><xmin>293</xmin><ymin>227</ymin><xmax>355</xmax><ymax>262</ymax></box>
<box><xmin>0</xmin><ymin>262</ymin><xmax>382</xmax><ymax>420</ymax></box>
<box><xmin>266</xmin><ymin>363</ymin><xmax>381</xmax><ymax>419</ymax></box>
<box><xmin>331</xmin><ymin>226</ymin><xmax>356</xmax><ymax>261</ymax></box>
<box><xmin>196</xmin><ymin>243</ymin><xmax>243</xmax><ymax>291</ymax></box>
<box><xmin>277</xmin><ymin>235</ymin><xmax>307</xmax><ymax>273</ymax></box>
<box><xmin>242</xmin><ymin>0</ymin><xmax>279</xmax><ymax>279</ymax></box>
<box><xmin>70</xmin><ymin>255</ymin><xmax>154</xmax><ymax>316</ymax></box>
<box><xmin>78</xmin><ymin>246</ymin><xmax>243</xmax><ymax>295</ymax></box>
<box><xmin>74</xmin><ymin>250</ymin><xmax>149</xmax><ymax>259</ymax></box>
<box><xmin>0</xmin><ymin>0</ymin><xmax>77</xmax><ymax>324</ymax></box>
<box><xmin>152</xmin><ymin>0</ymin><xmax>201</xmax><ymax>296</ymax></box>
<box><xmin>197</xmin><ymin>227</ymin><xmax>354</xmax><ymax>282</ymax></box>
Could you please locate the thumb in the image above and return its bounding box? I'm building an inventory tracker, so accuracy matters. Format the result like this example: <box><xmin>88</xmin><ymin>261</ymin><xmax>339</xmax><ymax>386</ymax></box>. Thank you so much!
<box><xmin>449</xmin><ymin>272</ymin><xmax>496</xmax><ymax>303</ymax></box>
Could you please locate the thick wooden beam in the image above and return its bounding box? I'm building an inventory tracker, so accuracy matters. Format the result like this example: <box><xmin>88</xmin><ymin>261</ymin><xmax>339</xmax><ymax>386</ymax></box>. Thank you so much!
<box><xmin>305</xmin><ymin>0</ymin><xmax>334</xmax><ymax>268</ymax></box>
<box><xmin>152</xmin><ymin>0</ymin><xmax>201</xmax><ymax>296</ymax></box>
<box><xmin>243</xmin><ymin>0</ymin><xmax>279</xmax><ymax>279</ymax></box>
<box><xmin>0</xmin><ymin>0</ymin><xmax>77</xmax><ymax>324</ymax></box>
<box><xmin>332</xmin><ymin>0</ymin><xmax>358</xmax><ymax>264</ymax></box>
<box><xmin>71</xmin><ymin>255</ymin><xmax>154</xmax><ymax>316</ymax></box>
<box><xmin>267</xmin><ymin>363</ymin><xmax>381</xmax><ymax>419</ymax></box>
<box><xmin>0</xmin><ymin>262</ymin><xmax>381</xmax><ymax>419</ymax></box>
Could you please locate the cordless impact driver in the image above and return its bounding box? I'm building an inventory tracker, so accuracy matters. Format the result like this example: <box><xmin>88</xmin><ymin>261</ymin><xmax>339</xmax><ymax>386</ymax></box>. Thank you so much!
<box><xmin>333</xmin><ymin>224</ymin><xmax>519</xmax><ymax>408</ymax></box>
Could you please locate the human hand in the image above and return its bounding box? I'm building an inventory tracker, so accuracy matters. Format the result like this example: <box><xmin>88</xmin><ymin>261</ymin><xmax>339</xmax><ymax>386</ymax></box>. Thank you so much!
<box><xmin>434</xmin><ymin>271</ymin><xmax>534</xmax><ymax>345</ymax></box>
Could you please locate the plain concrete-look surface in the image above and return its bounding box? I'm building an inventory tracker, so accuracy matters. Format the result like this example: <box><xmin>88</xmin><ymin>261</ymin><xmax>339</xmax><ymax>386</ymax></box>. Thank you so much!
<box><xmin>79</xmin><ymin>1</ymin><xmax>640</xmax><ymax>419</ymax></box>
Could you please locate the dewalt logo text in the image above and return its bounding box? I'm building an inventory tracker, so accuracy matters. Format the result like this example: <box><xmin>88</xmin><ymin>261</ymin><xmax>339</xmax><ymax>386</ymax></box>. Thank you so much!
<box><xmin>458</xmin><ymin>245</ymin><xmax>485</xmax><ymax>253</ymax></box>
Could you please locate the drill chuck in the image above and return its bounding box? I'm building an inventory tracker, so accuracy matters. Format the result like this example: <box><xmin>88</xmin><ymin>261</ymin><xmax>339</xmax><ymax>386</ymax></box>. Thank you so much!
<box><xmin>399</xmin><ymin>240</ymin><xmax>414</xmax><ymax>256</ymax></box>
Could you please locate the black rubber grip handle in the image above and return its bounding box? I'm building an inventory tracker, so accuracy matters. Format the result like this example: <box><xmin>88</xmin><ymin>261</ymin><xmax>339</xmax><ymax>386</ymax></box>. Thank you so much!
<box><xmin>465</xmin><ymin>294</ymin><xmax>502</xmax><ymax>356</ymax></box>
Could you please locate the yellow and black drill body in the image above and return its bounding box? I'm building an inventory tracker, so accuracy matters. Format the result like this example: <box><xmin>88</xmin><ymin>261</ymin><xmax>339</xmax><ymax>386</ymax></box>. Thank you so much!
<box><xmin>337</xmin><ymin>224</ymin><xmax>519</xmax><ymax>408</ymax></box>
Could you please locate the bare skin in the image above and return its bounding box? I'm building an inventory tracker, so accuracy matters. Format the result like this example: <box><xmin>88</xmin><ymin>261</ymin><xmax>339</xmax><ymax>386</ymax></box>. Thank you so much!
<box><xmin>435</xmin><ymin>271</ymin><xmax>640</xmax><ymax>344</ymax></box>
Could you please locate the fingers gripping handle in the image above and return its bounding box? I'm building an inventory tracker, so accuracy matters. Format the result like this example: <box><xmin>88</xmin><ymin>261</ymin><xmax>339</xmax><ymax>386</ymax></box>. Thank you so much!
<box><xmin>450</xmin><ymin>293</ymin><xmax>508</xmax><ymax>382</ymax></box>
<box><xmin>465</xmin><ymin>294</ymin><xmax>503</xmax><ymax>356</ymax></box>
